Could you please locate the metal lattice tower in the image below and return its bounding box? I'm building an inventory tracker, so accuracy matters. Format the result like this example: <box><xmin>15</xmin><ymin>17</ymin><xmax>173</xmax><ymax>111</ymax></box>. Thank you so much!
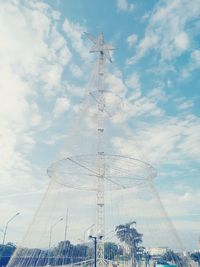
<box><xmin>86</xmin><ymin>32</ymin><xmax>115</xmax><ymax>267</ymax></box>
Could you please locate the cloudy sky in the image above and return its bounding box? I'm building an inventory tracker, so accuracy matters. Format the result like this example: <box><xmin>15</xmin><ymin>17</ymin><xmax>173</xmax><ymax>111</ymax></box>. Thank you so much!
<box><xmin>0</xmin><ymin>0</ymin><xmax>199</xmax><ymax>251</ymax></box>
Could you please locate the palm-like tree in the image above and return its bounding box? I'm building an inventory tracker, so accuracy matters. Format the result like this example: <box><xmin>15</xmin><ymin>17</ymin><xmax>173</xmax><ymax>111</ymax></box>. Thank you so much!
<box><xmin>115</xmin><ymin>221</ymin><xmax>143</xmax><ymax>267</ymax></box>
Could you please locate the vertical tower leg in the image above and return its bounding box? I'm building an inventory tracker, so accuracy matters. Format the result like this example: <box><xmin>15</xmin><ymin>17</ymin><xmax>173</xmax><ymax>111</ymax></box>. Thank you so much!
<box><xmin>97</xmin><ymin>50</ymin><xmax>105</xmax><ymax>267</ymax></box>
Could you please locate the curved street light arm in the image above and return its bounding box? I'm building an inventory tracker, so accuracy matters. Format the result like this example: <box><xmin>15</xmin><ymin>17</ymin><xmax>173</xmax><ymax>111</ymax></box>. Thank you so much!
<box><xmin>2</xmin><ymin>212</ymin><xmax>20</xmax><ymax>245</ymax></box>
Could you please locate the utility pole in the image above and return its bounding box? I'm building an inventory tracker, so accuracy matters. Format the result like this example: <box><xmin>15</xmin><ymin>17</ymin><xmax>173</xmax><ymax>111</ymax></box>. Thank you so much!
<box><xmin>48</xmin><ymin>217</ymin><xmax>63</xmax><ymax>266</ymax></box>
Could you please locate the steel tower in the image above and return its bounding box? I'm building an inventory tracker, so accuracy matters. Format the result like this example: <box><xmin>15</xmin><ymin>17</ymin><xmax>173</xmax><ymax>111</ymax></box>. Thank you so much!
<box><xmin>85</xmin><ymin>32</ymin><xmax>115</xmax><ymax>267</ymax></box>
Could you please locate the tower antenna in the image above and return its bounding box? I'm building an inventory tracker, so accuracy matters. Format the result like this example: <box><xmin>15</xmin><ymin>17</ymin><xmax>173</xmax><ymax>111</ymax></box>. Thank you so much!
<box><xmin>85</xmin><ymin>32</ymin><xmax>115</xmax><ymax>267</ymax></box>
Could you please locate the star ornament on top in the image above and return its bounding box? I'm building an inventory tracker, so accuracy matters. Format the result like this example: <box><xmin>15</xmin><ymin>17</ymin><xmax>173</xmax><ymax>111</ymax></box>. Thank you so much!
<box><xmin>84</xmin><ymin>32</ymin><xmax>115</xmax><ymax>62</ymax></box>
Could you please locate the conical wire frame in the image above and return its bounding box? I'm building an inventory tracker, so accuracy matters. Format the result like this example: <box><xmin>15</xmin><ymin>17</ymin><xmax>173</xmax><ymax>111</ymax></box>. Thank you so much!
<box><xmin>47</xmin><ymin>154</ymin><xmax>156</xmax><ymax>191</ymax></box>
<box><xmin>7</xmin><ymin>155</ymin><xmax>195</xmax><ymax>267</ymax></box>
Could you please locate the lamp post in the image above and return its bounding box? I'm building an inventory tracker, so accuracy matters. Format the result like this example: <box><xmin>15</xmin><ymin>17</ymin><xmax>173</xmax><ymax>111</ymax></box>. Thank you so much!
<box><xmin>48</xmin><ymin>218</ymin><xmax>63</xmax><ymax>266</ymax></box>
<box><xmin>90</xmin><ymin>236</ymin><xmax>97</xmax><ymax>267</ymax></box>
<box><xmin>2</xmin><ymin>212</ymin><xmax>20</xmax><ymax>245</ymax></box>
<box><xmin>89</xmin><ymin>231</ymin><xmax>103</xmax><ymax>267</ymax></box>
<box><xmin>49</xmin><ymin>218</ymin><xmax>63</xmax><ymax>249</ymax></box>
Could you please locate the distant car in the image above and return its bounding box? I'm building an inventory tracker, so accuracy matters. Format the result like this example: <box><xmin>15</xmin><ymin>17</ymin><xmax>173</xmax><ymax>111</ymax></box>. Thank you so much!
<box><xmin>156</xmin><ymin>263</ymin><xmax>176</xmax><ymax>267</ymax></box>
<box><xmin>156</xmin><ymin>260</ymin><xmax>170</xmax><ymax>265</ymax></box>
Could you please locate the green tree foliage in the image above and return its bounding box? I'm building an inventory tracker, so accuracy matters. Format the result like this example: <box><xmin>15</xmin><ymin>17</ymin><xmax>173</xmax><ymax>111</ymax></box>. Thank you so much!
<box><xmin>159</xmin><ymin>250</ymin><xmax>183</xmax><ymax>267</ymax></box>
<box><xmin>10</xmin><ymin>247</ymin><xmax>48</xmax><ymax>266</ymax></box>
<box><xmin>115</xmin><ymin>222</ymin><xmax>143</xmax><ymax>267</ymax></box>
<box><xmin>0</xmin><ymin>243</ymin><xmax>16</xmax><ymax>267</ymax></box>
<box><xmin>2</xmin><ymin>238</ymin><xmax>147</xmax><ymax>267</ymax></box>
<box><xmin>8</xmin><ymin>240</ymin><xmax>84</xmax><ymax>267</ymax></box>
<box><xmin>49</xmin><ymin>240</ymin><xmax>91</xmax><ymax>265</ymax></box>
<box><xmin>104</xmin><ymin>242</ymin><xmax>123</xmax><ymax>260</ymax></box>
<box><xmin>190</xmin><ymin>252</ymin><xmax>200</xmax><ymax>265</ymax></box>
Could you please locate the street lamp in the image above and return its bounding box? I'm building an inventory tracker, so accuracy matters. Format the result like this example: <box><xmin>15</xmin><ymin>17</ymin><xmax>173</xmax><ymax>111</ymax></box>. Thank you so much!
<box><xmin>49</xmin><ymin>218</ymin><xmax>63</xmax><ymax>249</ymax></box>
<box><xmin>88</xmin><ymin>230</ymin><xmax>103</xmax><ymax>267</ymax></box>
<box><xmin>2</xmin><ymin>212</ymin><xmax>20</xmax><ymax>245</ymax></box>
<box><xmin>47</xmin><ymin>218</ymin><xmax>63</xmax><ymax>266</ymax></box>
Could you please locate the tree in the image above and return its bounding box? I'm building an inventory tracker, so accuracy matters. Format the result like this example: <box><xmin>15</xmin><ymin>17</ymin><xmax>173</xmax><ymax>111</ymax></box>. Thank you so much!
<box><xmin>0</xmin><ymin>243</ymin><xmax>16</xmax><ymax>267</ymax></box>
<box><xmin>160</xmin><ymin>250</ymin><xmax>182</xmax><ymax>267</ymax></box>
<box><xmin>53</xmin><ymin>240</ymin><xmax>73</xmax><ymax>264</ymax></box>
<box><xmin>115</xmin><ymin>222</ymin><xmax>143</xmax><ymax>267</ymax></box>
<box><xmin>104</xmin><ymin>242</ymin><xmax>123</xmax><ymax>260</ymax></box>
<box><xmin>143</xmin><ymin>251</ymin><xmax>151</xmax><ymax>267</ymax></box>
<box><xmin>52</xmin><ymin>240</ymin><xmax>91</xmax><ymax>265</ymax></box>
<box><xmin>190</xmin><ymin>252</ymin><xmax>200</xmax><ymax>265</ymax></box>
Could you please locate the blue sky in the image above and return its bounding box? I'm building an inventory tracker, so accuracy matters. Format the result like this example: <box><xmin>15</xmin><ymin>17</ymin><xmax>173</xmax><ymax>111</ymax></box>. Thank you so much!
<box><xmin>0</xmin><ymin>0</ymin><xmax>199</xmax><ymax>251</ymax></box>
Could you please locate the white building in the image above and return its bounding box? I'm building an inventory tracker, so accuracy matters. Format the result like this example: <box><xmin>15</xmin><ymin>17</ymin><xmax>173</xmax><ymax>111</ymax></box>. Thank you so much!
<box><xmin>147</xmin><ymin>247</ymin><xmax>168</xmax><ymax>257</ymax></box>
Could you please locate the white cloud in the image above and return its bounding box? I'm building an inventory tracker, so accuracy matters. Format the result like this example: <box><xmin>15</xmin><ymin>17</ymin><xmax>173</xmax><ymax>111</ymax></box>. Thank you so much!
<box><xmin>106</xmin><ymin>70</ymin><xmax>127</xmax><ymax>96</ymax></box>
<box><xmin>162</xmin><ymin>190</ymin><xmax>200</xmax><ymax>219</ymax></box>
<box><xmin>126</xmin><ymin>33</ymin><xmax>138</xmax><ymax>48</ymax></box>
<box><xmin>53</xmin><ymin>97</ymin><xmax>70</xmax><ymax>118</ymax></box>
<box><xmin>41</xmin><ymin>64</ymin><xmax>63</xmax><ymax>94</ymax></box>
<box><xmin>128</xmin><ymin>0</ymin><xmax>200</xmax><ymax>64</ymax></box>
<box><xmin>148</xmin><ymin>87</ymin><xmax>167</xmax><ymax>102</ymax></box>
<box><xmin>62</xmin><ymin>18</ymin><xmax>88</xmax><ymax>60</ymax></box>
<box><xmin>174</xmin><ymin>32</ymin><xmax>189</xmax><ymax>51</ymax></box>
<box><xmin>125</xmin><ymin>72</ymin><xmax>141</xmax><ymax>100</ymax></box>
<box><xmin>126</xmin><ymin>72</ymin><xmax>140</xmax><ymax>88</ymax></box>
<box><xmin>112</xmin><ymin>114</ymin><xmax>200</xmax><ymax>165</ymax></box>
<box><xmin>181</xmin><ymin>49</ymin><xmax>200</xmax><ymax>78</ymax></box>
<box><xmin>112</xmin><ymin>96</ymin><xmax>164</xmax><ymax>124</ymax></box>
<box><xmin>69</xmin><ymin>63</ymin><xmax>83</xmax><ymax>78</ymax></box>
<box><xmin>0</xmin><ymin>0</ymin><xmax>74</xmax><ymax>227</ymax></box>
<box><xmin>116</xmin><ymin>0</ymin><xmax>134</xmax><ymax>12</ymax></box>
<box><xmin>176</xmin><ymin>98</ymin><xmax>193</xmax><ymax>110</ymax></box>
<box><xmin>109</xmin><ymin>74</ymin><xmax>164</xmax><ymax>124</ymax></box>
<box><xmin>191</xmin><ymin>49</ymin><xmax>200</xmax><ymax>65</ymax></box>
